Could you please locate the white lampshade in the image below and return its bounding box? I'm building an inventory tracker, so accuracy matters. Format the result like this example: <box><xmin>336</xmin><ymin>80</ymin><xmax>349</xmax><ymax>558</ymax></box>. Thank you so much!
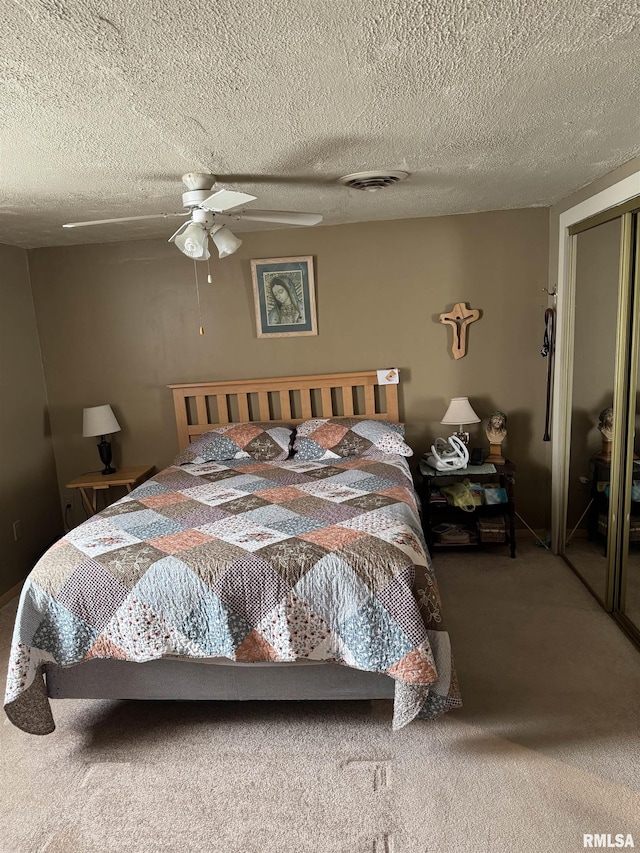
<box><xmin>83</xmin><ymin>405</ymin><xmax>121</xmax><ymax>437</ymax></box>
<box><xmin>173</xmin><ymin>222</ymin><xmax>211</xmax><ymax>260</ymax></box>
<box><xmin>441</xmin><ymin>397</ymin><xmax>480</xmax><ymax>426</ymax></box>
<box><xmin>210</xmin><ymin>224</ymin><xmax>242</xmax><ymax>258</ymax></box>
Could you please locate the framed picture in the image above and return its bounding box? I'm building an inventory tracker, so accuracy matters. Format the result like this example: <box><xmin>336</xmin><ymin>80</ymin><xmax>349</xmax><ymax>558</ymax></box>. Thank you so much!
<box><xmin>251</xmin><ymin>256</ymin><xmax>317</xmax><ymax>338</ymax></box>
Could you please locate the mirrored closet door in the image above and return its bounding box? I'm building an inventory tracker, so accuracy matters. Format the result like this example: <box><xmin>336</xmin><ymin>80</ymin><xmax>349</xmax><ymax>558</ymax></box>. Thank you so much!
<box><xmin>564</xmin><ymin>216</ymin><xmax>622</xmax><ymax>605</ymax></box>
<box><xmin>617</xmin><ymin>218</ymin><xmax>640</xmax><ymax>638</ymax></box>
<box><xmin>562</xmin><ymin>203</ymin><xmax>640</xmax><ymax>647</ymax></box>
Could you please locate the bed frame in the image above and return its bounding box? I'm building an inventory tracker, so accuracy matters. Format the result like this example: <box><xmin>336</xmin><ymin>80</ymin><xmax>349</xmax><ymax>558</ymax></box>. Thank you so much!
<box><xmin>45</xmin><ymin>370</ymin><xmax>402</xmax><ymax>705</ymax></box>
<box><xmin>168</xmin><ymin>369</ymin><xmax>399</xmax><ymax>450</ymax></box>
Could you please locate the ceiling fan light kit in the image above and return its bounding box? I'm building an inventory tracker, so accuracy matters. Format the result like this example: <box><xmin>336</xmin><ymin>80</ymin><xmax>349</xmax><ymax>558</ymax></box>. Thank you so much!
<box><xmin>61</xmin><ymin>172</ymin><xmax>323</xmax><ymax>260</ymax></box>
<box><xmin>210</xmin><ymin>224</ymin><xmax>242</xmax><ymax>258</ymax></box>
<box><xmin>171</xmin><ymin>221</ymin><xmax>211</xmax><ymax>260</ymax></box>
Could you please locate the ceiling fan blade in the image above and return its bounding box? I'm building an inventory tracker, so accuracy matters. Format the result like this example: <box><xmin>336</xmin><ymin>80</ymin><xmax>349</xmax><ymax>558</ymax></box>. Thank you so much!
<box><xmin>233</xmin><ymin>209</ymin><xmax>323</xmax><ymax>226</ymax></box>
<box><xmin>167</xmin><ymin>220</ymin><xmax>193</xmax><ymax>242</ymax></box>
<box><xmin>200</xmin><ymin>189</ymin><xmax>257</xmax><ymax>212</ymax></box>
<box><xmin>63</xmin><ymin>212</ymin><xmax>188</xmax><ymax>228</ymax></box>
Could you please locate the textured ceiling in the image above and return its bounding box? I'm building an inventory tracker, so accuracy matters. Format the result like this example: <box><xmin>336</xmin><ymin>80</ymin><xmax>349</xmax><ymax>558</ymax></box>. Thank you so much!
<box><xmin>1</xmin><ymin>0</ymin><xmax>639</xmax><ymax>248</ymax></box>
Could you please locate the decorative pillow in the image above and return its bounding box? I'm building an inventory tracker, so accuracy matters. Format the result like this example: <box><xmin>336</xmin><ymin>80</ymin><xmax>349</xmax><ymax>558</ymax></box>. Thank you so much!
<box><xmin>174</xmin><ymin>422</ymin><xmax>294</xmax><ymax>464</ymax></box>
<box><xmin>292</xmin><ymin>417</ymin><xmax>413</xmax><ymax>461</ymax></box>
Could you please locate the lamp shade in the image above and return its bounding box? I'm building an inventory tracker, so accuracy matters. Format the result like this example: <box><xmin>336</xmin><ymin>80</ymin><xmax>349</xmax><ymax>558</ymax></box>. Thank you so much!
<box><xmin>210</xmin><ymin>224</ymin><xmax>242</xmax><ymax>258</ymax></box>
<box><xmin>441</xmin><ymin>397</ymin><xmax>480</xmax><ymax>426</ymax></box>
<box><xmin>173</xmin><ymin>222</ymin><xmax>211</xmax><ymax>260</ymax></box>
<box><xmin>83</xmin><ymin>405</ymin><xmax>121</xmax><ymax>437</ymax></box>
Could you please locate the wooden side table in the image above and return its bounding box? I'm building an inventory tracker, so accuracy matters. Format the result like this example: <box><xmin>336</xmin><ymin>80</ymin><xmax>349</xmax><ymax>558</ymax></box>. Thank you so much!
<box><xmin>66</xmin><ymin>465</ymin><xmax>155</xmax><ymax>516</ymax></box>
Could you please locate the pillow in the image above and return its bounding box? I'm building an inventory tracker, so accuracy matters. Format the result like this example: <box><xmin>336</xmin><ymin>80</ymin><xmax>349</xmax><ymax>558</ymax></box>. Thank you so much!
<box><xmin>174</xmin><ymin>422</ymin><xmax>294</xmax><ymax>464</ymax></box>
<box><xmin>292</xmin><ymin>417</ymin><xmax>413</xmax><ymax>461</ymax></box>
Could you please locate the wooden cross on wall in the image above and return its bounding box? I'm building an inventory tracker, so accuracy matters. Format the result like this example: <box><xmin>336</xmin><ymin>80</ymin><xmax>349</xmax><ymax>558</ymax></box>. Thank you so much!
<box><xmin>439</xmin><ymin>302</ymin><xmax>481</xmax><ymax>360</ymax></box>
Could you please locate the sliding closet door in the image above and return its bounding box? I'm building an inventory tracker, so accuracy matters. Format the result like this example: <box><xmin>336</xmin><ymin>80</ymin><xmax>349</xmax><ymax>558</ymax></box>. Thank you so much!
<box><xmin>617</xmin><ymin>213</ymin><xmax>640</xmax><ymax>639</ymax></box>
<box><xmin>564</xmin><ymin>217</ymin><xmax>623</xmax><ymax>606</ymax></box>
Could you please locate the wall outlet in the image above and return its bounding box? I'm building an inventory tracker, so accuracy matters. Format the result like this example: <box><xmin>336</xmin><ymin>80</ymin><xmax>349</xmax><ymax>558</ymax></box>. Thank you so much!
<box><xmin>13</xmin><ymin>520</ymin><xmax>22</xmax><ymax>541</ymax></box>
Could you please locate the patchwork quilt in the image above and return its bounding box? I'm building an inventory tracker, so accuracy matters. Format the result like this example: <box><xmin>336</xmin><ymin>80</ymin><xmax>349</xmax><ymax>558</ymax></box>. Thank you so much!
<box><xmin>4</xmin><ymin>453</ymin><xmax>461</xmax><ymax>733</ymax></box>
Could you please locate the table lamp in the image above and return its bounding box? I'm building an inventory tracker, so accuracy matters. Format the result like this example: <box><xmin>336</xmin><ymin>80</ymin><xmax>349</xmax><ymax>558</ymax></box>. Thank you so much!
<box><xmin>441</xmin><ymin>397</ymin><xmax>480</xmax><ymax>445</ymax></box>
<box><xmin>82</xmin><ymin>404</ymin><xmax>121</xmax><ymax>474</ymax></box>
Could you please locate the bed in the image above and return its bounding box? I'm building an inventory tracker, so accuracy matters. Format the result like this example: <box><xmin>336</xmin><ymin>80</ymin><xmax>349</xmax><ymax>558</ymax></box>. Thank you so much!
<box><xmin>4</xmin><ymin>370</ymin><xmax>461</xmax><ymax>734</ymax></box>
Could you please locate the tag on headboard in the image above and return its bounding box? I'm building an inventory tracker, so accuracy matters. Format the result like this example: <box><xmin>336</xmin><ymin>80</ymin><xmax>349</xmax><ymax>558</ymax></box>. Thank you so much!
<box><xmin>377</xmin><ymin>368</ymin><xmax>399</xmax><ymax>385</ymax></box>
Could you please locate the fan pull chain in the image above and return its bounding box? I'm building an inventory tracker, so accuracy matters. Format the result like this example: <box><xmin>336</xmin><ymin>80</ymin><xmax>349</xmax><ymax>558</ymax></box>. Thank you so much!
<box><xmin>193</xmin><ymin>259</ymin><xmax>204</xmax><ymax>335</ymax></box>
<box><xmin>207</xmin><ymin>256</ymin><xmax>213</xmax><ymax>284</ymax></box>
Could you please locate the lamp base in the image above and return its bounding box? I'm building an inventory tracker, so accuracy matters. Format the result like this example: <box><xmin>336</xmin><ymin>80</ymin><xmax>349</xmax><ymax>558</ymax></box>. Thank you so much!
<box><xmin>97</xmin><ymin>436</ymin><xmax>117</xmax><ymax>475</ymax></box>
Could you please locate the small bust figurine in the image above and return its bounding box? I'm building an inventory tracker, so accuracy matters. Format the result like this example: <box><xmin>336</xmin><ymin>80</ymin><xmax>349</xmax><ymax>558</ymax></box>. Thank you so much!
<box><xmin>486</xmin><ymin>411</ymin><xmax>507</xmax><ymax>463</ymax></box>
<box><xmin>486</xmin><ymin>411</ymin><xmax>507</xmax><ymax>444</ymax></box>
<box><xmin>596</xmin><ymin>406</ymin><xmax>613</xmax><ymax>462</ymax></box>
<box><xmin>598</xmin><ymin>407</ymin><xmax>613</xmax><ymax>443</ymax></box>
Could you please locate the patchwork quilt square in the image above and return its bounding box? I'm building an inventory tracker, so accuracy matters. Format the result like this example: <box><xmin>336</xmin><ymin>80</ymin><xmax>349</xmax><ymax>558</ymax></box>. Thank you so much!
<box><xmin>255</xmin><ymin>485</ymin><xmax>307</xmax><ymax>503</ymax></box>
<box><xmin>199</xmin><ymin>516</ymin><xmax>289</xmax><ymax>552</ymax></box>
<box><xmin>241</xmin><ymin>504</ymin><xmax>303</xmax><ymax>528</ymax></box>
<box><xmin>337</xmin><ymin>598</ymin><xmax>413</xmax><ymax>671</ymax></box>
<box><xmin>293</xmin><ymin>556</ymin><xmax>371</xmax><ymax>630</ymax></box>
<box><xmin>268</xmin><ymin>515</ymin><xmax>325</xmax><ymax>536</ymax></box>
<box><xmin>177</xmin><ymin>538</ymin><xmax>246</xmax><ymax>587</ymax></box>
<box><xmin>147</xmin><ymin>498</ymin><xmax>204</xmax><ymax>521</ymax></box>
<box><xmin>66</xmin><ymin>517</ymin><xmax>141</xmax><ymax>556</ymax></box>
<box><xmin>152</xmin><ymin>467</ymin><xmax>203</xmax><ymax>489</ymax></box>
<box><xmin>127</xmin><ymin>517</ymin><xmax>184</xmax><ymax>542</ymax></box>
<box><xmin>57</xmin><ymin>558</ymin><xmax>130</xmax><ymax>630</ymax></box>
<box><xmin>182</xmin><ymin>483</ymin><xmax>249</xmax><ymax>506</ymax></box>
<box><xmin>230</xmin><ymin>476</ymin><xmax>285</xmax><ymax>493</ymax></box>
<box><xmin>220</xmin><ymin>495</ymin><xmax>272</xmax><ymax>515</ymax></box>
<box><xmin>179</xmin><ymin>505</ymin><xmax>231</xmax><ymax>528</ymax></box>
<box><xmin>214</xmin><ymin>555</ymin><xmax>292</xmax><ymax>625</ymax></box>
<box><xmin>31</xmin><ymin>602</ymin><xmax>98</xmax><ymax>666</ymax></box>
<box><xmin>337</xmin><ymin>535</ymin><xmax>412</xmax><ymax>591</ymax></box>
<box><xmin>108</xmin><ymin>508</ymin><xmax>169</xmax><ymax>531</ymax></box>
<box><xmin>255</xmin><ymin>538</ymin><xmax>328</xmax><ymax>587</ymax></box>
<box><xmin>29</xmin><ymin>539</ymin><xmax>88</xmax><ymax>597</ymax></box>
<box><xmin>299</xmin><ymin>525</ymin><xmax>368</xmax><ymax>550</ymax></box>
<box><xmin>94</xmin><ymin>542</ymin><xmax>167</xmax><ymax>589</ymax></box>
<box><xmin>137</xmin><ymin>492</ymin><xmax>192</xmax><ymax>509</ymax></box>
<box><xmin>282</xmin><ymin>495</ymin><xmax>362</xmax><ymax>524</ymax></box>
<box><xmin>375</xmin><ymin>565</ymin><xmax>427</xmax><ymax>647</ymax></box>
<box><xmin>148</xmin><ymin>529</ymin><xmax>214</xmax><ymax>555</ymax></box>
<box><xmin>298</xmin><ymin>481</ymin><xmax>367</xmax><ymax>503</ymax></box>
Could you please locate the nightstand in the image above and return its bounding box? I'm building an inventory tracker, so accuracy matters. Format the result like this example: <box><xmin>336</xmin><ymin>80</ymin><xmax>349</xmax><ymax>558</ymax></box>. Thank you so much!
<box><xmin>417</xmin><ymin>458</ymin><xmax>516</xmax><ymax>557</ymax></box>
<box><xmin>66</xmin><ymin>465</ymin><xmax>155</xmax><ymax>516</ymax></box>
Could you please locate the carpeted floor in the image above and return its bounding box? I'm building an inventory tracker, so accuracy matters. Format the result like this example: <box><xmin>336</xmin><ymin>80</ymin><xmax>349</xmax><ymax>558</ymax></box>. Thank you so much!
<box><xmin>2</xmin><ymin>542</ymin><xmax>639</xmax><ymax>853</ymax></box>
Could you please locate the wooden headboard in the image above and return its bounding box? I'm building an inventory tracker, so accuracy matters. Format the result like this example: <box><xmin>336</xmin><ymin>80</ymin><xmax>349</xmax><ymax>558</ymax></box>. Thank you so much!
<box><xmin>168</xmin><ymin>370</ymin><xmax>400</xmax><ymax>450</ymax></box>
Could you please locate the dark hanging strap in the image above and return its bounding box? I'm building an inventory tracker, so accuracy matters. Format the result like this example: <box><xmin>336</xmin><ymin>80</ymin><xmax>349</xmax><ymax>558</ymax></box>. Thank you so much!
<box><xmin>541</xmin><ymin>308</ymin><xmax>555</xmax><ymax>441</ymax></box>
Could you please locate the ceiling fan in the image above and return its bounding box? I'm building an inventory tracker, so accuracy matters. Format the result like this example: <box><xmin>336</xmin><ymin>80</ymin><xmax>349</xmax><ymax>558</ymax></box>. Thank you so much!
<box><xmin>63</xmin><ymin>173</ymin><xmax>323</xmax><ymax>260</ymax></box>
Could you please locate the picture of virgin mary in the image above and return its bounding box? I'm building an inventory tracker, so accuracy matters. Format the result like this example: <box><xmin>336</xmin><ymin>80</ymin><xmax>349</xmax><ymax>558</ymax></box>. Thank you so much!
<box><xmin>266</xmin><ymin>275</ymin><xmax>305</xmax><ymax>326</ymax></box>
<box><xmin>251</xmin><ymin>256</ymin><xmax>317</xmax><ymax>338</ymax></box>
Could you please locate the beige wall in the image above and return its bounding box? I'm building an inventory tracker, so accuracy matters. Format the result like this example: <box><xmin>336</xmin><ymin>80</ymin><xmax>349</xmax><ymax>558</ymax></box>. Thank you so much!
<box><xmin>0</xmin><ymin>243</ymin><xmax>61</xmax><ymax>598</ymax></box>
<box><xmin>28</xmin><ymin>209</ymin><xmax>550</xmax><ymax>530</ymax></box>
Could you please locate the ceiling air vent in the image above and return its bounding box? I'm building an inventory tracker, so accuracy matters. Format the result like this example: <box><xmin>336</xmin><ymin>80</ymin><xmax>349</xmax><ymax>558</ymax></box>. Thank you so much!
<box><xmin>336</xmin><ymin>170</ymin><xmax>409</xmax><ymax>192</ymax></box>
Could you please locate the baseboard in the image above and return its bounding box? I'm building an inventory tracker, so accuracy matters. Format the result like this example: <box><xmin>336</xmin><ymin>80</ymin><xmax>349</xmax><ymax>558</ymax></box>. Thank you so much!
<box><xmin>0</xmin><ymin>580</ymin><xmax>24</xmax><ymax>609</ymax></box>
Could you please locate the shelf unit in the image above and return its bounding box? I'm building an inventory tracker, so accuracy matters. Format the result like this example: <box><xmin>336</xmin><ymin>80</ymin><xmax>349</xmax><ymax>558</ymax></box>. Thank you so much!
<box><xmin>417</xmin><ymin>458</ymin><xmax>516</xmax><ymax>558</ymax></box>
